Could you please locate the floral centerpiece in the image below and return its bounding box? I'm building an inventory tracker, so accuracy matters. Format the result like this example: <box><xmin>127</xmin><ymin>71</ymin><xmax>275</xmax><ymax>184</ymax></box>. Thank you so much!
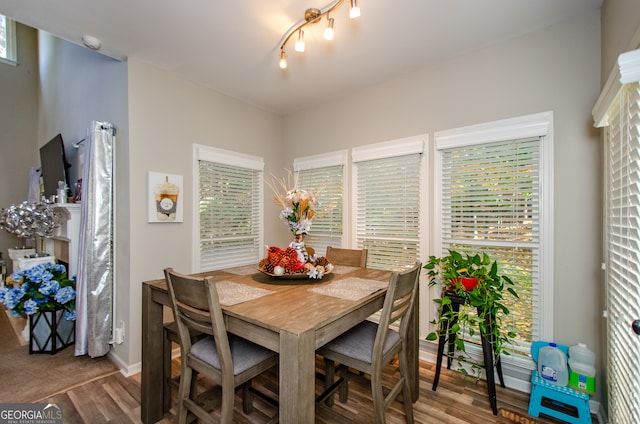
<box><xmin>258</xmin><ymin>172</ymin><xmax>333</xmax><ymax>279</ymax></box>
<box><xmin>0</xmin><ymin>262</ymin><xmax>76</xmax><ymax>321</ymax></box>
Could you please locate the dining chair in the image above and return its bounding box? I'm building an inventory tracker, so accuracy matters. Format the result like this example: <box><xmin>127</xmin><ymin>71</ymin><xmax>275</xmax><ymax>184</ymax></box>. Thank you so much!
<box><xmin>164</xmin><ymin>268</ymin><xmax>279</xmax><ymax>424</ymax></box>
<box><xmin>317</xmin><ymin>262</ymin><xmax>421</xmax><ymax>424</ymax></box>
<box><xmin>325</xmin><ymin>246</ymin><xmax>368</xmax><ymax>267</ymax></box>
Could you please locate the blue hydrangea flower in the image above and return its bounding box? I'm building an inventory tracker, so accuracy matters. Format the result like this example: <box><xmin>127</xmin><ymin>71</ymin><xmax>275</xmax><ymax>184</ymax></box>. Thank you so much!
<box><xmin>23</xmin><ymin>299</ymin><xmax>39</xmax><ymax>315</ymax></box>
<box><xmin>39</xmin><ymin>279</ymin><xmax>61</xmax><ymax>296</ymax></box>
<box><xmin>63</xmin><ymin>310</ymin><xmax>76</xmax><ymax>321</ymax></box>
<box><xmin>0</xmin><ymin>262</ymin><xmax>75</xmax><ymax>318</ymax></box>
<box><xmin>3</xmin><ymin>286</ymin><xmax>25</xmax><ymax>309</ymax></box>
<box><xmin>54</xmin><ymin>286</ymin><xmax>76</xmax><ymax>305</ymax></box>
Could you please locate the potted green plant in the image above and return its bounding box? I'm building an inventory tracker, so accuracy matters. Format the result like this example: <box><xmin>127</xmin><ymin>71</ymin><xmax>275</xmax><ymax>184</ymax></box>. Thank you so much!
<box><xmin>424</xmin><ymin>249</ymin><xmax>519</xmax><ymax>379</ymax></box>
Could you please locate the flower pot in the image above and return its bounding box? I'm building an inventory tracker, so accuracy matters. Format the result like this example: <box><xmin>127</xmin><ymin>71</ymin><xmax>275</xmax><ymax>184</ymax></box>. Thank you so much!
<box><xmin>29</xmin><ymin>309</ymin><xmax>75</xmax><ymax>354</ymax></box>
<box><xmin>460</xmin><ymin>277</ymin><xmax>479</xmax><ymax>291</ymax></box>
<box><xmin>450</xmin><ymin>277</ymin><xmax>479</xmax><ymax>291</ymax></box>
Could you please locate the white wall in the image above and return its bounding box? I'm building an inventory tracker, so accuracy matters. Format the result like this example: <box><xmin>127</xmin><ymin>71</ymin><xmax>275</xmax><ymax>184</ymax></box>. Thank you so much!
<box><xmin>283</xmin><ymin>10</ymin><xmax>603</xmax><ymax>399</ymax></box>
<box><xmin>124</xmin><ymin>58</ymin><xmax>284</xmax><ymax>368</ymax></box>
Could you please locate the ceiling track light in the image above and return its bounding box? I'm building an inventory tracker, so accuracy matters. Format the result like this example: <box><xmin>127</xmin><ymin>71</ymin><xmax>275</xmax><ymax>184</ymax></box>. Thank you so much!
<box><xmin>278</xmin><ymin>0</ymin><xmax>360</xmax><ymax>70</ymax></box>
<box><xmin>295</xmin><ymin>29</ymin><xmax>305</xmax><ymax>52</ymax></box>
<box><xmin>349</xmin><ymin>0</ymin><xmax>360</xmax><ymax>19</ymax></box>
<box><xmin>324</xmin><ymin>17</ymin><xmax>335</xmax><ymax>41</ymax></box>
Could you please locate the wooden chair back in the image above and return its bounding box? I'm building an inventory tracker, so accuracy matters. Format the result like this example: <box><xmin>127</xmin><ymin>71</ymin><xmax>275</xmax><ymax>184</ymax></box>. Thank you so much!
<box><xmin>374</xmin><ymin>262</ymin><xmax>421</xmax><ymax>359</ymax></box>
<box><xmin>163</xmin><ymin>268</ymin><xmax>233</xmax><ymax>376</ymax></box>
<box><xmin>326</xmin><ymin>246</ymin><xmax>368</xmax><ymax>267</ymax></box>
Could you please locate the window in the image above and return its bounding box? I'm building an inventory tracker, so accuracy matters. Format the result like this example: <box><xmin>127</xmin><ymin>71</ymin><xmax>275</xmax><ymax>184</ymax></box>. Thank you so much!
<box><xmin>0</xmin><ymin>14</ymin><xmax>17</xmax><ymax>64</ymax></box>
<box><xmin>352</xmin><ymin>136</ymin><xmax>426</xmax><ymax>271</ymax></box>
<box><xmin>603</xmin><ymin>82</ymin><xmax>640</xmax><ymax>422</ymax></box>
<box><xmin>434</xmin><ymin>112</ymin><xmax>553</xmax><ymax>365</ymax></box>
<box><xmin>294</xmin><ymin>151</ymin><xmax>347</xmax><ymax>256</ymax></box>
<box><xmin>194</xmin><ymin>145</ymin><xmax>264</xmax><ymax>271</ymax></box>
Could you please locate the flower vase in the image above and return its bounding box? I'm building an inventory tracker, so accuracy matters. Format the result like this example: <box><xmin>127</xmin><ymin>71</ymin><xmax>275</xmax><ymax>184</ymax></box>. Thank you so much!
<box><xmin>35</xmin><ymin>234</ymin><xmax>48</xmax><ymax>257</ymax></box>
<box><xmin>29</xmin><ymin>309</ymin><xmax>75</xmax><ymax>354</ymax></box>
<box><xmin>289</xmin><ymin>235</ymin><xmax>309</xmax><ymax>263</ymax></box>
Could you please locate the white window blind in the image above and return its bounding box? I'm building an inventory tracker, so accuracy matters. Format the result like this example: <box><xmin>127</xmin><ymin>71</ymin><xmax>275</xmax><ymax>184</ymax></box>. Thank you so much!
<box><xmin>354</xmin><ymin>153</ymin><xmax>422</xmax><ymax>271</ymax></box>
<box><xmin>198</xmin><ymin>160</ymin><xmax>262</xmax><ymax>270</ymax></box>
<box><xmin>439</xmin><ymin>137</ymin><xmax>542</xmax><ymax>356</ymax></box>
<box><xmin>604</xmin><ymin>82</ymin><xmax>640</xmax><ymax>423</ymax></box>
<box><xmin>295</xmin><ymin>165</ymin><xmax>344</xmax><ymax>256</ymax></box>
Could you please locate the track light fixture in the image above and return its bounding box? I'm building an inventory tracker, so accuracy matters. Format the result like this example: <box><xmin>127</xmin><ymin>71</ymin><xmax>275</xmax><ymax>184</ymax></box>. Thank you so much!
<box><xmin>278</xmin><ymin>0</ymin><xmax>361</xmax><ymax>70</ymax></box>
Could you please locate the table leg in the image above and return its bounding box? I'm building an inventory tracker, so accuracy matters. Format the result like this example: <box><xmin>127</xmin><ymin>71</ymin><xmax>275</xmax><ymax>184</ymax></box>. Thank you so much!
<box><xmin>279</xmin><ymin>330</ymin><xmax>315</xmax><ymax>424</ymax></box>
<box><xmin>141</xmin><ymin>284</ymin><xmax>165</xmax><ymax>424</ymax></box>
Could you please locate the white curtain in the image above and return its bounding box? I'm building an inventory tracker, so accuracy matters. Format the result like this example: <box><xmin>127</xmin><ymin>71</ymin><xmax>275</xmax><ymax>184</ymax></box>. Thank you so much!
<box><xmin>75</xmin><ymin>121</ymin><xmax>115</xmax><ymax>357</ymax></box>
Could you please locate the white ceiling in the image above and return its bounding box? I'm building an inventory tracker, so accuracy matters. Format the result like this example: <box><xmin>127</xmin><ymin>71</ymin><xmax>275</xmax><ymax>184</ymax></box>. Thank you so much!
<box><xmin>0</xmin><ymin>0</ymin><xmax>602</xmax><ymax>116</ymax></box>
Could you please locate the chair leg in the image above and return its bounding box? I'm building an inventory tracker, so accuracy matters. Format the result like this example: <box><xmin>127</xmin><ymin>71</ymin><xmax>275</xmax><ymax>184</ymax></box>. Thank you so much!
<box><xmin>242</xmin><ymin>381</ymin><xmax>254</xmax><ymax>414</ymax></box>
<box><xmin>324</xmin><ymin>359</ymin><xmax>336</xmax><ymax>406</ymax></box>
<box><xmin>176</xmin><ymin>366</ymin><xmax>193</xmax><ymax>424</ymax></box>
<box><xmin>221</xmin><ymin>383</ymin><xmax>235</xmax><ymax>424</ymax></box>
<box><xmin>399</xmin><ymin>351</ymin><xmax>414</xmax><ymax>423</ymax></box>
<box><xmin>339</xmin><ymin>365</ymin><xmax>349</xmax><ymax>403</ymax></box>
<box><xmin>371</xmin><ymin>369</ymin><xmax>386</xmax><ymax>424</ymax></box>
<box><xmin>163</xmin><ymin>328</ymin><xmax>172</xmax><ymax>412</ymax></box>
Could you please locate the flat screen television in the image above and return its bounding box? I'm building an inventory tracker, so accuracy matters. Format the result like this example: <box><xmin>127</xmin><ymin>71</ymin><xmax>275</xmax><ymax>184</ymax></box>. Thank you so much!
<box><xmin>39</xmin><ymin>133</ymin><xmax>71</xmax><ymax>199</ymax></box>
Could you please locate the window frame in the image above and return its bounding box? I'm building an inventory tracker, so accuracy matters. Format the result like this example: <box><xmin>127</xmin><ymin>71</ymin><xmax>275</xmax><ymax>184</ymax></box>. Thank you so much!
<box><xmin>433</xmin><ymin>111</ymin><xmax>554</xmax><ymax>373</ymax></box>
<box><xmin>192</xmin><ymin>144</ymin><xmax>264</xmax><ymax>272</ymax></box>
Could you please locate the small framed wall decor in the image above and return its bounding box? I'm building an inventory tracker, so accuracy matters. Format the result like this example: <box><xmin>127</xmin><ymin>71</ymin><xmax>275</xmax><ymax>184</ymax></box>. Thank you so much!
<box><xmin>148</xmin><ymin>172</ymin><xmax>183</xmax><ymax>223</ymax></box>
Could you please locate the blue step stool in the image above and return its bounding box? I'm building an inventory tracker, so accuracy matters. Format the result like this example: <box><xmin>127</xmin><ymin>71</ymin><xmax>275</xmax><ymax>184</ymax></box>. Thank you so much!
<box><xmin>528</xmin><ymin>341</ymin><xmax>592</xmax><ymax>424</ymax></box>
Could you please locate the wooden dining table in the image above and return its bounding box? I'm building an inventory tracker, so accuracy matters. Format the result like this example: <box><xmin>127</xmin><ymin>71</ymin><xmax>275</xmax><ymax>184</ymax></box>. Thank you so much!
<box><xmin>141</xmin><ymin>265</ymin><xmax>419</xmax><ymax>424</ymax></box>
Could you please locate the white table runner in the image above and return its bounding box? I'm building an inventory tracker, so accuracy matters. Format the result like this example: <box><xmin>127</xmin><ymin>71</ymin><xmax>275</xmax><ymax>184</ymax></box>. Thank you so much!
<box><xmin>308</xmin><ymin>277</ymin><xmax>387</xmax><ymax>301</ymax></box>
<box><xmin>331</xmin><ymin>265</ymin><xmax>361</xmax><ymax>275</ymax></box>
<box><xmin>223</xmin><ymin>265</ymin><xmax>259</xmax><ymax>275</ymax></box>
<box><xmin>216</xmin><ymin>280</ymin><xmax>274</xmax><ymax>306</ymax></box>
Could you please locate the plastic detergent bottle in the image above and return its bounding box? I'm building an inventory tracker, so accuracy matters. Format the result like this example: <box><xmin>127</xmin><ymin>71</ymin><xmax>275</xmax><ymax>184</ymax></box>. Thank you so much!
<box><xmin>538</xmin><ymin>342</ymin><xmax>569</xmax><ymax>386</ymax></box>
<box><xmin>568</xmin><ymin>343</ymin><xmax>596</xmax><ymax>394</ymax></box>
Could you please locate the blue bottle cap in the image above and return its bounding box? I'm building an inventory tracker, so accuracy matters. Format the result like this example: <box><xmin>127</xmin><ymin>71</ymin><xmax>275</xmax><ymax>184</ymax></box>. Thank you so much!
<box><xmin>550</xmin><ymin>342</ymin><xmax>557</xmax><ymax>347</ymax></box>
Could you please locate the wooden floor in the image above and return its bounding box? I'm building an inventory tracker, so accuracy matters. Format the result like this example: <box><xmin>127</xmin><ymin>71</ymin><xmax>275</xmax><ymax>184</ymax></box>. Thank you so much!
<box><xmin>38</xmin><ymin>356</ymin><xmax>556</xmax><ymax>424</ymax></box>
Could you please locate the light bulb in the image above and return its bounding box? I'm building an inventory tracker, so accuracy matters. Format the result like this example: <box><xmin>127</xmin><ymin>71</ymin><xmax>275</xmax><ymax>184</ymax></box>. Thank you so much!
<box><xmin>324</xmin><ymin>17</ymin><xmax>335</xmax><ymax>41</ymax></box>
<box><xmin>295</xmin><ymin>30</ymin><xmax>305</xmax><ymax>52</ymax></box>
<box><xmin>349</xmin><ymin>0</ymin><xmax>360</xmax><ymax>19</ymax></box>
<box><xmin>279</xmin><ymin>50</ymin><xmax>287</xmax><ymax>69</ymax></box>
